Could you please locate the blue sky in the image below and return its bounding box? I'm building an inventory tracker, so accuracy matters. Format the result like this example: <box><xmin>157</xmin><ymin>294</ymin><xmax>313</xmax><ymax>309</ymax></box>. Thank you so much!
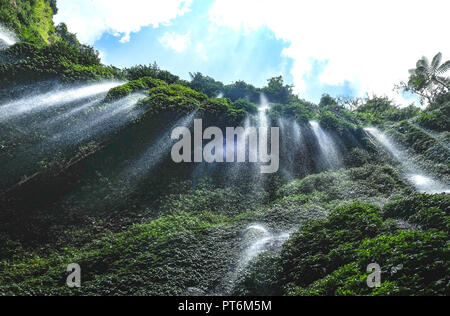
<box><xmin>54</xmin><ymin>0</ymin><xmax>449</xmax><ymax>105</ymax></box>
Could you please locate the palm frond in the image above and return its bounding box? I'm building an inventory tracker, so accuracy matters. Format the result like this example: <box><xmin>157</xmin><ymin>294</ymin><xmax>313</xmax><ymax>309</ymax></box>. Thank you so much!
<box><xmin>417</xmin><ymin>56</ymin><xmax>430</xmax><ymax>70</ymax></box>
<box><xmin>431</xmin><ymin>52</ymin><xmax>442</xmax><ymax>72</ymax></box>
<box><xmin>437</xmin><ymin>60</ymin><xmax>450</xmax><ymax>75</ymax></box>
<box><xmin>415</xmin><ymin>66</ymin><xmax>429</xmax><ymax>77</ymax></box>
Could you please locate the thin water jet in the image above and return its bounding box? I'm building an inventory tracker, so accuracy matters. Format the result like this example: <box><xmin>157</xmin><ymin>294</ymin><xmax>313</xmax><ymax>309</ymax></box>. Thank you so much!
<box><xmin>0</xmin><ymin>26</ymin><xmax>16</xmax><ymax>47</ymax></box>
<box><xmin>242</xmin><ymin>225</ymin><xmax>290</xmax><ymax>265</ymax></box>
<box><xmin>0</xmin><ymin>82</ymin><xmax>123</xmax><ymax>121</ymax></box>
<box><xmin>364</xmin><ymin>127</ymin><xmax>449</xmax><ymax>194</ymax></box>
<box><xmin>310</xmin><ymin>120</ymin><xmax>342</xmax><ymax>169</ymax></box>
<box><xmin>292</xmin><ymin>121</ymin><xmax>304</xmax><ymax>147</ymax></box>
<box><xmin>50</xmin><ymin>93</ymin><xmax>146</xmax><ymax>146</ymax></box>
<box><xmin>122</xmin><ymin>110</ymin><xmax>199</xmax><ymax>182</ymax></box>
<box><xmin>44</xmin><ymin>97</ymin><xmax>104</xmax><ymax>126</ymax></box>
<box><xmin>222</xmin><ymin>223</ymin><xmax>291</xmax><ymax>294</ymax></box>
<box><xmin>406</xmin><ymin>174</ymin><xmax>450</xmax><ymax>194</ymax></box>
<box><xmin>364</xmin><ymin>127</ymin><xmax>405</xmax><ymax>160</ymax></box>
<box><xmin>258</xmin><ymin>93</ymin><xmax>270</xmax><ymax>127</ymax></box>
<box><xmin>410</xmin><ymin>122</ymin><xmax>450</xmax><ymax>151</ymax></box>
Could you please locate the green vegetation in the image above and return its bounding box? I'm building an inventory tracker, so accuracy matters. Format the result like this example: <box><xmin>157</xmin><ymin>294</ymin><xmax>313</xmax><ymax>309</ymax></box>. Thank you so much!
<box><xmin>398</xmin><ymin>52</ymin><xmax>450</xmax><ymax>106</ymax></box>
<box><xmin>235</xmin><ymin>194</ymin><xmax>449</xmax><ymax>296</ymax></box>
<box><xmin>0</xmin><ymin>0</ymin><xmax>57</xmax><ymax>44</ymax></box>
<box><xmin>0</xmin><ymin>1</ymin><xmax>449</xmax><ymax>297</ymax></box>
<box><xmin>0</xmin><ymin>41</ymin><xmax>122</xmax><ymax>88</ymax></box>
<box><xmin>104</xmin><ymin>77</ymin><xmax>168</xmax><ymax>102</ymax></box>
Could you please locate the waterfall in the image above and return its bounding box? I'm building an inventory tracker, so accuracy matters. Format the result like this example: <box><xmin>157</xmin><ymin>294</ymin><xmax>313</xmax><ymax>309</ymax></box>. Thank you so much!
<box><xmin>364</xmin><ymin>127</ymin><xmax>405</xmax><ymax>161</ymax></box>
<box><xmin>278</xmin><ymin>118</ymin><xmax>299</xmax><ymax>179</ymax></box>
<box><xmin>251</xmin><ymin>94</ymin><xmax>271</xmax><ymax>191</ymax></box>
<box><xmin>121</xmin><ymin>110</ymin><xmax>199</xmax><ymax>182</ymax></box>
<box><xmin>310</xmin><ymin>120</ymin><xmax>342</xmax><ymax>169</ymax></box>
<box><xmin>49</xmin><ymin>93</ymin><xmax>146</xmax><ymax>146</ymax></box>
<box><xmin>43</xmin><ymin>97</ymin><xmax>104</xmax><ymax>126</ymax></box>
<box><xmin>365</xmin><ymin>127</ymin><xmax>449</xmax><ymax>194</ymax></box>
<box><xmin>258</xmin><ymin>93</ymin><xmax>270</xmax><ymax>127</ymax></box>
<box><xmin>219</xmin><ymin>223</ymin><xmax>291</xmax><ymax>295</ymax></box>
<box><xmin>0</xmin><ymin>82</ymin><xmax>123</xmax><ymax>121</ymax></box>
<box><xmin>410</xmin><ymin>122</ymin><xmax>450</xmax><ymax>151</ymax></box>
<box><xmin>216</xmin><ymin>92</ymin><xmax>224</xmax><ymax>98</ymax></box>
<box><xmin>0</xmin><ymin>93</ymin><xmax>147</xmax><ymax>188</ymax></box>
<box><xmin>292</xmin><ymin>121</ymin><xmax>304</xmax><ymax>148</ymax></box>
<box><xmin>241</xmin><ymin>224</ymin><xmax>290</xmax><ymax>266</ymax></box>
<box><xmin>0</xmin><ymin>26</ymin><xmax>16</xmax><ymax>47</ymax></box>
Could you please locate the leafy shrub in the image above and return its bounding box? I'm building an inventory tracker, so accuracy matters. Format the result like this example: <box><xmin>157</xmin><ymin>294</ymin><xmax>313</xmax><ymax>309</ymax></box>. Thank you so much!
<box><xmin>223</xmin><ymin>80</ymin><xmax>260</xmax><ymax>103</ymax></box>
<box><xmin>232</xmin><ymin>253</ymin><xmax>284</xmax><ymax>296</ymax></box>
<box><xmin>232</xmin><ymin>98</ymin><xmax>258</xmax><ymax>114</ymax></box>
<box><xmin>104</xmin><ymin>77</ymin><xmax>167</xmax><ymax>102</ymax></box>
<box><xmin>290</xmin><ymin>230</ymin><xmax>449</xmax><ymax>296</ymax></box>
<box><xmin>281</xmin><ymin>202</ymin><xmax>386</xmax><ymax>287</ymax></box>
<box><xmin>416</xmin><ymin>104</ymin><xmax>450</xmax><ymax>132</ymax></box>
<box><xmin>0</xmin><ymin>41</ymin><xmax>121</xmax><ymax>87</ymax></box>
<box><xmin>189</xmin><ymin>72</ymin><xmax>224</xmax><ymax>98</ymax></box>
<box><xmin>261</xmin><ymin>76</ymin><xmax>294</xmax><ymax>105</ymax></box>
<box><xmin>269</xmin><ymin>100</ymin><xmax>315</xmax><ymax>123</ymax></box>
<box><xmin>383</xmin><ymin>194</ymin><xmax>450</xmax><ymax>221</ymax></box>
<box><xmin>124</xmin><ymin>63</ymin><xmax>180</xmax><ymax>84</ymax></box>
<box><xmin>344</xmin><ymin>148</ymin><xmax>372</xmax><ymax>168</ymax></box>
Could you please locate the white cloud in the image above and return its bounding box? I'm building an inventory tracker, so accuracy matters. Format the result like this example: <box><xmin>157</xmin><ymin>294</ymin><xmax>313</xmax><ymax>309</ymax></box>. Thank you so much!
<box><xmin>196</xmin><ymin>42</ymin><xmax>208</xmax><ymax>60</ymax></box>
<box><xmin>97</xmin><ymin>50</ymin><xmax>107</xmax><ymax>64</ymax></box>
<box><xmin>159</xmin><ymin>31</ymin><xmax>191</xmax><ymax>53</ymax></box>
<box><xmin>209</xmin><ymin>0</ymin><xmax>450</xmax><ymax>105</ymax></box>
<box><xmin>54</xmin><ymin>0</ymin><xmax>192</xmax><ymax>44</ymax></box>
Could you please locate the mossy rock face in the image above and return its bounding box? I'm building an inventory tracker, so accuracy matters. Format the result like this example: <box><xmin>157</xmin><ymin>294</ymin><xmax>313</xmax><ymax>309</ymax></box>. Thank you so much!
<box><xmin>1</xmin><ymin>0</ymin><xmax>449</xmax><ymax>297</ymax></box>
<box><xmin>0</xmin><ymin>0</ymin><xmax>57</xmax><ymax>44</ymax></box>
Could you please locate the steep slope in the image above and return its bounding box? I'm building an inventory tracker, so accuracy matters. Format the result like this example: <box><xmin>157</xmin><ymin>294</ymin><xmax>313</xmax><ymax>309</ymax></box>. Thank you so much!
<box><xmin>0</xmin><ymin>0</ymin><xmax>57</xmax><ymax>44</ymax></box>
<box><xmin>0</xmin><ymin>0</ymin><xmax>448</xmax><ymax>297</ymax></box>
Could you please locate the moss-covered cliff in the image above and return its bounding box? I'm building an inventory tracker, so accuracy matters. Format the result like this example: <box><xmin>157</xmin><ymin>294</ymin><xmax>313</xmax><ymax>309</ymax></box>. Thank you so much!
<box><xmin>0</xmin><ymin>0</ymin><xmax>58</xmax><ymax>44</ymax></box>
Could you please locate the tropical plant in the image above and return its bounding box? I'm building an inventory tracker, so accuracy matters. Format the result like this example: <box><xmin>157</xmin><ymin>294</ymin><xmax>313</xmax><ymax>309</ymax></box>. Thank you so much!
<box><xmin>412</xmin><ymin>53</ymin><xmax>450</xmax><ymax>90</ymax></box>
<box><xmin>398</xmin><ymin>52</ymin><xmax>450</xmax><ymax>105</ymax></box>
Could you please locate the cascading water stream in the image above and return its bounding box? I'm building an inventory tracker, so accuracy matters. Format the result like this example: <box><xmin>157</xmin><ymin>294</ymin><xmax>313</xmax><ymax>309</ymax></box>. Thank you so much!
<box><xmin>410</xmin><ymin>122</ymin><xmax>450</xmax><ymax>151</ymax></box>
<box><xmin>220</xmin><ymin>224</ymin><xmax>291</xmax><ymax>295</ymax></box>
<box><xmin>292</xmin><ymin>120</ymin><xmax>304</xmax><ymax>148</ymax></box>
<box><xmin>258</xmin><ymin>93</ymin><xmax>270</xmax><ymax>127</ymax></box>
<box><xmin>364</xmin><ymin>127</ymin><xmax>449</xmax><ymax>194</ymax></box>
<box><xmin>0</xmin><ymin>82</ymin><xmax>123</xmax><ymax>121</ymax></box>
<box><xmin>309</xmin><ymin>120</ymin><xmax>342</xmax><ymax>169</ymax></box>
<box><xmin>0</xmin><ymin>93</ymin><xmax>147</xmax><ymax>190</ymax></box>
<box><xmin>241</xmin><ymin>224</ymin><xmax>291</xmax><ymax>266</ymax></box>
<box><xmin>43</xmin><ymin>97</ymin><xmax>104</xmax><ymax>126</ymax></box>
<box><xmin>48</xmin><ymin>93</ymin><xmax>146</xmax><ymax>146</ymax></box>
<box><xmin>0</xmin><ymin>26</ymin><xmax>16</xmax><ymax>47</ymax></box>
<box><xmin>251</xmin><ymin>94</ymin><xmax>271</xmax><ymax>191</ymax></box>
<box><xmin>121</xmin><ymin>110</ymin><xmax>199</xmax><ymax>182</ymax></box>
